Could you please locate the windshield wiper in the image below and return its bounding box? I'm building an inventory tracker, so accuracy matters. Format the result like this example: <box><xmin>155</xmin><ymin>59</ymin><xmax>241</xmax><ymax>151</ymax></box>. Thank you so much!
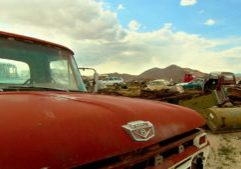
<box><xmin>0</xmin><ymin>85</ymin><xmax>69</xmax><ymax>92</ymax></box>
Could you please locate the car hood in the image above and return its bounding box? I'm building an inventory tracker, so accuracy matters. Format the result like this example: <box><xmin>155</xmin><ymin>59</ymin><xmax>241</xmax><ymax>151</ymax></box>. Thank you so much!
<box><xmin>0</xmin><ymin>92</ymin><xmax>205</xmax><ymax>168</ymax></box>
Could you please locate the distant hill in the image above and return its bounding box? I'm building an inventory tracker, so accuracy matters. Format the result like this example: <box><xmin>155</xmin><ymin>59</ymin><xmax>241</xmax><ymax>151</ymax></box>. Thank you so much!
<box><xmin>106</xmin><ymin>65</ymin><xmax>207</xmax><ymax>82</ymax></box>
<box><xmin>137</xmin><ymin>65</ymin><xmax>207</xmax><ymax>82</ymax></box>
<box><xmin>138</xmin><ymin>65</ymin><xmax>181</xmax><ymax>81</ymax></box>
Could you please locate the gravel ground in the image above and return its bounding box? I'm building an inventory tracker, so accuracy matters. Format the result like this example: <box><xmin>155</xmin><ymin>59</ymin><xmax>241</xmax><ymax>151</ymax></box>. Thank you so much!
<box><xmin>206</xmin><ymin>131</ymin><xmax>241</xmax><ymax>169</ymax></box>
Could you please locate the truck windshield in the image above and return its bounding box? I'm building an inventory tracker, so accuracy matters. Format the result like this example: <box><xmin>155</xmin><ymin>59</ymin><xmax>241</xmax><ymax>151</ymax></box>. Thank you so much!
<box><xmin>0</xmin><ymin>37</ymin><xmax>86</xmax><ymax>92</ymax></box>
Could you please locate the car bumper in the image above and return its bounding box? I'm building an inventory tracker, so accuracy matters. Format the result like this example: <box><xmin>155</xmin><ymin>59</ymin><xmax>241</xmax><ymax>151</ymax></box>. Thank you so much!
<box><xmin>147</xmin><ymin>145</ymin><xmax>210</xmax><ymax>169</ymax></box>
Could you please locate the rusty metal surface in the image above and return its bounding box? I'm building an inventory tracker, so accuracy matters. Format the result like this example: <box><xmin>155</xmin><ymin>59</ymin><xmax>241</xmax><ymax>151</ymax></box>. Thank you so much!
<box><xmin>206</xmin><ymin>107</ymin><xmax>241</xmax><ymax>132</ymax></box>
<box><xmin>227</xmin><ymin>86</ymin><xmax>241</xmax><ymax>105</ymax></box>
<box><xmin>0</xmin><ymin>92</ymin><xmax>205</xmax><ymax>168</ymax></box>
<box><xmin>75</xmin><ymin>129</ymin><xmax>206</xmax><ymax>169</ymax></box>
<box><xmin>0</xmin><ymin>31</ymin><xmax>74</xmax><ymax>54</ymax></box>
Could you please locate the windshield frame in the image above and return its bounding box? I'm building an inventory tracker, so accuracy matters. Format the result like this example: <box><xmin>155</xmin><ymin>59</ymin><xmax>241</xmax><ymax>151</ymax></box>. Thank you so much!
<box><xmin>0</xmin><ymin>35</ymin><xmax>86</xmax><ymax>92</ymax></box>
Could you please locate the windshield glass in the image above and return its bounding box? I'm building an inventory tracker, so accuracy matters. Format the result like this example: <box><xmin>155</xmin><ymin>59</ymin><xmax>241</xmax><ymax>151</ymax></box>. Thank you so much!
<box><xmin>0</xmin><ymin>37</ymin><xmax>86</xmax><ymax>91</ymax></box>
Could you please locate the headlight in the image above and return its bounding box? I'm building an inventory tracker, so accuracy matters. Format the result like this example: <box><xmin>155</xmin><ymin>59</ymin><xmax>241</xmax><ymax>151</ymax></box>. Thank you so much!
<box><xmin>193</xmin><ymin>133</ymin><xmax>208</xmax><ymax>148</ymax></box>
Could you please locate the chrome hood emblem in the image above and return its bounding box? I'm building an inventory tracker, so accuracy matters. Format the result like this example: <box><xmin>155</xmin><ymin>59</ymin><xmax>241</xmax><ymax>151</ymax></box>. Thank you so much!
<box><xmin>122</xmin><ymin>121</ymin><xmax>155</xmax><ymax>142</ymax></box>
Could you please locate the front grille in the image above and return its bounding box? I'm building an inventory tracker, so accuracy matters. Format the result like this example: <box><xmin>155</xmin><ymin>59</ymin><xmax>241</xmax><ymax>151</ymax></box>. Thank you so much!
<box><xmin>72</xmin><ymin>129</ymin><xmax>202</xmax><ymax>169</ymax></box>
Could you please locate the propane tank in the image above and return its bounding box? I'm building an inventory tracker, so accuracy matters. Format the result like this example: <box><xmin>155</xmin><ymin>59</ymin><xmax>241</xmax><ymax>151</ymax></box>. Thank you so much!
<box><xmin>206</xmin><ymin>106</ymin><xmax>241</xmax><ymax>132</ymax></box>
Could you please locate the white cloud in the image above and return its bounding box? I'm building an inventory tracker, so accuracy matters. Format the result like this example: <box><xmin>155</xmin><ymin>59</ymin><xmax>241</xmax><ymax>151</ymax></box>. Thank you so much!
<box><xmin>0</xmin><ymin>0</ymin><xmax>126</xmax><ymax>41</ymax></box>
<box><xmin>204</xmin><ymin>19</ymin><xmax>216</xmax><ymax>26</ymax></box>
<box><xmin>128</xmin><ymin>20</ymin><xmax>141</xmax><ymax>31</ymax></box>
<box><xmin>117</xmin><ymin>4</ymin><xmax>125</xmax><ymax>10</ymax></box>
<box><xmin>180</xmin><ymin>0</ymin><xmax>197</xmax><ymax>6</ymax></box>
<box><xmin>0</xmin><ymin>0</ymin><xmax>240</xmax><ymax>74</ymax></box>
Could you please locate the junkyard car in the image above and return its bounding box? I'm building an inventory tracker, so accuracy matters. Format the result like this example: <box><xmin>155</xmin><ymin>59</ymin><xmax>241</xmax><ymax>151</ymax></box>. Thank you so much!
<box><xmin>0</xmin><ymin>31</ymin><xmax>209</xmax><ymax>169</ymax></box>
<box><xmin>204</xmin><ymin>72</ymin><xmax>236</xmax><ymax>92</ymax></box>
<box><xmin>99</xmin><ymin>76</ymin><xmax>124</xmax><ymax>85</ymax></box>
<box><xmin>179</xmin><ymin>78</ymin><xmax>205</xmax><ymax>90</ymax></box>
<box><xmin>145</xmin><ymin>79</ymin><xmax>184</xmax><ymax>93</ymax></box>
<box><xmin>98</xmin><ymin>76</ymin><xmax>127</xmax><ymax>89</ymax></box>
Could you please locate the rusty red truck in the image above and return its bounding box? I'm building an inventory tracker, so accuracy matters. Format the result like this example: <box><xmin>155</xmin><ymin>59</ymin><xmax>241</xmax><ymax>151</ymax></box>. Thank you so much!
<box><xmin>0</xmin><ymin>31</ymin><xmax>209</xmax><ymax>169</ymax></box>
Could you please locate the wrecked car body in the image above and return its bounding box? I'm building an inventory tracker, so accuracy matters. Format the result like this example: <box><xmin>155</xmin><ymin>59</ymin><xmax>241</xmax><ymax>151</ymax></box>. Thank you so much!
<box><xmin>144</xmin><ymin>79</ymin><xmax>184</xmax><ymax>93</ymax></box>
<box><xmin>0</xmin><ymin>31</ymin><xmax>209</xmax><ymax>169</ymax></box>
<box><xmin>179</xmin><ymin>78</ymin><xmax>205</xmax><ymax>91</ymax></box>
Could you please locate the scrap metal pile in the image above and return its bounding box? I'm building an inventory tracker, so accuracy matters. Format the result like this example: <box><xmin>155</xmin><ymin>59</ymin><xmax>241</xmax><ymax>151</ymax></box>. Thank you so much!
<box><xmin>180</xmin><ymin>72</ymin><xmax>241</xmax><ymax>133</ymax></box>
<box><xmin>139</xmin><ymin>89</ymin><xmax>199</xmax><ymax>103</ymax></box>
<box><xmin>227</xmin><ymin>85</ymin><xmax>241</xmax><ymax>106</ymax></box>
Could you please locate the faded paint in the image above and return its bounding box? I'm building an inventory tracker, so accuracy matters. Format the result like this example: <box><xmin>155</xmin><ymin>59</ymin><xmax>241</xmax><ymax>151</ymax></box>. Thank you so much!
<box><xmin>0</xmin><ymin>31</ymin><xmax>207</xmax><ymax>169</ymax></box>
<box><xmin>0</xmin><ymin>92</ymin><xmax>205</xmax><ymax>168</ymax></box>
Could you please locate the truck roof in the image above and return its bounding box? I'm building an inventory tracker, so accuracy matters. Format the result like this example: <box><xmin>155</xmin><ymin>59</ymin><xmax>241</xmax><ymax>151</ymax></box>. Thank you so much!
<box><xmin>0</xmin><ymin>31</ymin><xmax>74</xmax><ymax>54</ymax></box>
<box><xmin>209</xmin><ymin>71</ymin><xmax>234</xmax><ymax>75</ymax></box>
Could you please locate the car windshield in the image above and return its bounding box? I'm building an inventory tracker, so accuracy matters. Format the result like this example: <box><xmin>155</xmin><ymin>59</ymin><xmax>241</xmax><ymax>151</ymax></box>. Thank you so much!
<box><xmin>0</xmin><ymin>37</ymin><xmax>86</xmax><ymax>92</ymax></box>
<box><xmin>223</xmin><ymin>74</ymin><xmax>234</xmax><ymax>81</ymax></box>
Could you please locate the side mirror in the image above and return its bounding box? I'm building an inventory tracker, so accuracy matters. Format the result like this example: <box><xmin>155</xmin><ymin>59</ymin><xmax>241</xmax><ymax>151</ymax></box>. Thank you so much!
<box><xmin>78</xmin><ymin>67</ymin><xmax>99</xmax><ymax>93</ymax></box>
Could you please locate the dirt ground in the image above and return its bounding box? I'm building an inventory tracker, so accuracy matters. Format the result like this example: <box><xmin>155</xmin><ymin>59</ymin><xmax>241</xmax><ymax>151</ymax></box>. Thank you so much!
<box><xmin>206</xmin><ymin>131</ymin><xmax>241</xmax><ymax>169</ymax></box>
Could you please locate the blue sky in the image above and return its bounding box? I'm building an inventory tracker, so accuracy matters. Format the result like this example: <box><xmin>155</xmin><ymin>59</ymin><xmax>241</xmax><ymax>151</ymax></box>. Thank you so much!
<box><xmin>0</xmin><ymin>0</ymin><xmax>240</xmax><ymax>74</ymax></box>
<box><xmin>105</xmin><ymin>0</ymin><xmax>241</xmax><ymax>38</ymax></box>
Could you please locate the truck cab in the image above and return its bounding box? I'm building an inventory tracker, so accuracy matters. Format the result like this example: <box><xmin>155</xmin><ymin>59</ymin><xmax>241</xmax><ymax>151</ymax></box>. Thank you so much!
<box><xmin>204</xmin><ymin>72</ymin><xmax>236</xmax><ymax>91</ymax></box>
<box><xmin>0</xmin><ymin>31</ymin><xmax>209</xmax><ymax>169</ymax></box>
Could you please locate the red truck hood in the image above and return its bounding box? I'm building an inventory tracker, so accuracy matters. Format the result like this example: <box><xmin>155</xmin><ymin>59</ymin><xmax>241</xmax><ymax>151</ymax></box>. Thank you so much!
<box><xmin>0</xmin><ymin>92</ymin><xmax>204</xmax><ymax>168</ymax></box>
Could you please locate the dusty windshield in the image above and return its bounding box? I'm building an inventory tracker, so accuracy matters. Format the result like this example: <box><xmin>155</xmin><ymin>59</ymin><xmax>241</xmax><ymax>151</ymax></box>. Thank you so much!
<box><xmin>0</xmin><ymin>37</ymin><xmax>86</xmax><ymax>91</ymax></box>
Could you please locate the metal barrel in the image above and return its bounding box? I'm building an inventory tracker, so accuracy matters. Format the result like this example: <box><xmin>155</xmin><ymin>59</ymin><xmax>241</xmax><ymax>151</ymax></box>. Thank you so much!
<box><xmin>205</xmin><ymin>106</ymin><xmax>241</xmax><ymax>132</ymax></box>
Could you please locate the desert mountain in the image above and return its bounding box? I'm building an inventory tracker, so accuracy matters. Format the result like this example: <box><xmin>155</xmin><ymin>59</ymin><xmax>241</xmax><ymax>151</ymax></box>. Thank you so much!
<box><xmin>107</xmin><ymin>65</ymin><xmax>207</xmax><ymax>82</ymax></box>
